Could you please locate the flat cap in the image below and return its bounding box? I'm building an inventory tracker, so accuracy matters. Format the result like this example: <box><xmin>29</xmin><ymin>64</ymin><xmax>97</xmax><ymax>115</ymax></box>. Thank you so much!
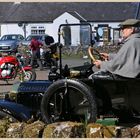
<box><xmin>119</xmin><ymin>19</ymin><xmax>140</xmax><ymax>28</ymax></box>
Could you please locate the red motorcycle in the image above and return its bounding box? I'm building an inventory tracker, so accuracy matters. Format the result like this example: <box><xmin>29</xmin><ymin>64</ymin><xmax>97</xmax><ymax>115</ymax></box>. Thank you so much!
<box><xmin>0</xmin><ymin>54</ymin><xmax>36</xmax><ymax>83</ymax></box>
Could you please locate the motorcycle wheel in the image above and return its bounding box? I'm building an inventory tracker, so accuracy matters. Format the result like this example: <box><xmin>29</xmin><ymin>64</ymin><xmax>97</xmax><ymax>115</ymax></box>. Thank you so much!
<box><xmin>41</xmin><ymin>79</ymin><xmax>97</xmax><ymax>124</ymax></box>
<box><xmin>23</xmin><ymin>69</ymin><xmax>36</xmax><ymax>81</ymax></box>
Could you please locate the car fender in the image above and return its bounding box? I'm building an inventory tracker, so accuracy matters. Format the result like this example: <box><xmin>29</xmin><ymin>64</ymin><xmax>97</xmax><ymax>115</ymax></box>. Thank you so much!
<box><xmin>0</xmin><ymin>99</ymin><xmax>32</xmax><ymax>121</ymax></box>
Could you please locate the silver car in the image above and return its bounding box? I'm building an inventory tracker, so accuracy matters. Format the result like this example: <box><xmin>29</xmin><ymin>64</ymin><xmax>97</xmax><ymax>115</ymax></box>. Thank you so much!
<box><xmin>0</xmin><ymin>34</ymin><xmax>24</xmax><ymax>53</ymax></box>
<box><xmin>21</xmin><ymin>34</ymin><xmax>47</xmax><ymax>47</ymax></box>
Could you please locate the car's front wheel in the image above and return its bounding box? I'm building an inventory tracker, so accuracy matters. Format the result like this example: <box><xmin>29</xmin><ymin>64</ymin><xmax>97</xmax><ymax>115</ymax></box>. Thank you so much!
<box><xmin>41</xmin><ymin>79</ymin><xmax>97</xmax><ymax>124</ymax></box>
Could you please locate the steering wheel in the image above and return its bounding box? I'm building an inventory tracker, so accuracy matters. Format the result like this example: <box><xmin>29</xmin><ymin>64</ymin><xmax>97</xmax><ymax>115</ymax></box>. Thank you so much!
<box><xmin>88</xmin><ymin>46</ymin><xmax>102</xmax><ymax>62</ymax></box>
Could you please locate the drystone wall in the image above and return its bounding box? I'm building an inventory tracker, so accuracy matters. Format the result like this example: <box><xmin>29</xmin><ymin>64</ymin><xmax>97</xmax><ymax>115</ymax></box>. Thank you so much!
<box><xmin>0</xmin><ymin>118</ymin><xmax>140</xmax><ymax>138</ymax></box>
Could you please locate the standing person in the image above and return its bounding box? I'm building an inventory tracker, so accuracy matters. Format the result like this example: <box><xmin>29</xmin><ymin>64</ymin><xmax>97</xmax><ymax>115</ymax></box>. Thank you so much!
<box><xmin>45</xmin><ymin>35</ymin><xmax>54</xmax><ymax>46</ymax></box>
<box><xmin>93</xmin><ymin>19</ymin><xmax>140</xmax><ymax>78</ymax></box>
<box><xmin>45</xmin><ymin>35</ymin><xmax>55</xmax><ymax>55</ymax></box>
<box><xmin>29</xmin><ymin>37</ymin><xmax>43</xmax><ymax>70</ymax></box>
<box><xmin>44</xmin><ymin>35</ymin><xmax>58</xmax><ymax>67</ymax></box>
<box><xmin>45</xmin><ymin>35</ymin><xmax>57</xmax><ymax>54</ymax></box>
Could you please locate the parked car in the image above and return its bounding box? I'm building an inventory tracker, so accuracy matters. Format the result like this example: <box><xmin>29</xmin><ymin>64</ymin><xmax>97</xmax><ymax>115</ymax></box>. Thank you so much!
<box><xmin>20</xmin><ymin>34</ymin><xmax>48</xmax><ymax>47</ymax></box>
<box><xmin>20</xmin><ymin>34</ymin><xmax>51</xmax><ymax>63</ymax></box>
<box><xmin>0</xmin><ymin>34</ymin><xmax>24</xmax><ymax>53</ymax></box>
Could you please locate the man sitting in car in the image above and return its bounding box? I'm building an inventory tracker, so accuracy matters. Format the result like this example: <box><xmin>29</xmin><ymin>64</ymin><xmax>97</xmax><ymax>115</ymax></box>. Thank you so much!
<box><xmin>93</xmin><ymin>19</ymin><xmax>140</xmax><ymax>78</ymax></box>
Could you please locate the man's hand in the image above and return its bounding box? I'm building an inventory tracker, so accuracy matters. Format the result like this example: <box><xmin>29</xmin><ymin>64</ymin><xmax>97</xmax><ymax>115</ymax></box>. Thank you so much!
<box><xmin>39</xmin><ymin>45</ymin><xmax>43</xmax><ymax>48</ymax></box>
<box><xmin>100</xmin><ymin>53</ymin><xmax>109</xmax><ymax>61</ymax></box>
<box><xmin>93</xmin><ymin>60</ymin><xmax>102</xmax><ymax>69</ymax></box>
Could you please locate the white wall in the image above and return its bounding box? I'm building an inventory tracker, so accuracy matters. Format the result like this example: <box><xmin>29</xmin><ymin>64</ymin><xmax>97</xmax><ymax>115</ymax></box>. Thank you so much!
<box><xmin>1</xmin><ymin>24</ymin><xmax>24</xmax><ymax>37</ymax></box>
<box><xmin>0</xmin><ymin>12</ymin><xmax>80</xmax><ymax>43</ymax></box>
<box><xmin>1</xmin><ymin>23</ymin><xmax>48</xmax><ymax>38</ymax></box>
<box><xmin>0</xmin><ymin>14</ymin><xmax>120</xmax><ymax>45</ymax></box>
<box><xmin>48</xmin><ymin>12</ymin><xmax>80</xmax><ymax>43</ymax></box>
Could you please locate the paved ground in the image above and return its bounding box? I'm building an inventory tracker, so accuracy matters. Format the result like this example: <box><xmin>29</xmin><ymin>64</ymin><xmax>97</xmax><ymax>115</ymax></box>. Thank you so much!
<box><xmin>0</xmin><ymin>68</ymin><xmax>50</xmax><ymax>93</ymax></box>
<box><xmin>0</xmin><ymin>58</ymin><xmax>90</xmax><ymax>93</ymax></box>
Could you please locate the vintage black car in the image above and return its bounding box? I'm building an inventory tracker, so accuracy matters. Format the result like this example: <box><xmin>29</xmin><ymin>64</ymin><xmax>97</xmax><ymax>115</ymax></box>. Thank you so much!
<box><xmin>0</xmin><ymin>23</ymin><xmax>140</xmax><ymax>124</ymax></box>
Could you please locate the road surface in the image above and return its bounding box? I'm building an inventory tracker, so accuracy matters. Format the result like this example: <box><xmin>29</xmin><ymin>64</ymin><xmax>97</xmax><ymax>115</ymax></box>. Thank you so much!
<box><xmin>0</xmin><ymin>68</ymin><xmax>50</xmax><ymax>93</ymax></box>
<box><xmin>0</xmin><ymin>58</ymin><xmax>91</xmax><ymax>93</ymax></box>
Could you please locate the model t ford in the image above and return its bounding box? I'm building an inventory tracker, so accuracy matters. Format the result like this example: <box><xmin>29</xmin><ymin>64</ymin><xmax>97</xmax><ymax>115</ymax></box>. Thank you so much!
<box><xmin>0</xmin><ymin>23</ymin><xmax>140</xmax><ymax>124</ymax></box>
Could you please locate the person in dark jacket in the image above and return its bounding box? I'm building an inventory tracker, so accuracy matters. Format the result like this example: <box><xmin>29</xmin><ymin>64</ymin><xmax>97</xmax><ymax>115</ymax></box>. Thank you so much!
<box><xmin>30</xmin><ymin>37</ymin><xmax>43</xmax><ymax>70</ymax></box>
<box><xmin>45</xmin><ymin>35</ymin><xmax>54</xmax><ymax>46</ymax></box>
<box><xmin>43</xmin><ymin>35</ymin><xmax>59</xmax><ymax>67</ymax></box>
<box><xmin>93</xmin><ymin>19</ymin><xmax>140</xmax><ymax>78</ymax></box>
<box><xmin>44</xmin><ymin>35</ymin><xmax>57</xmax><ymax>54</ymax></box>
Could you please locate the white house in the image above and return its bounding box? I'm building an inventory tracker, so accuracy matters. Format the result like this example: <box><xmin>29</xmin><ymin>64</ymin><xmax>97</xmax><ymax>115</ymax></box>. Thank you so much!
<box><xmin>0</xmin><ymin>12</ymin><xmax>80</xmax><ymax>42</ymax></box>
<box><xmin>0</xmin><ymin>2</ymin><xmax>139</xmax><ymax>46</ymax></box>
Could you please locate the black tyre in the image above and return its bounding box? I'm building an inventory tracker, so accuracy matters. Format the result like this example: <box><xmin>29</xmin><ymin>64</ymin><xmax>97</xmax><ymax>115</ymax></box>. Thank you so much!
<box><xmin>23</xmin><ymin>69</ymin><xmax>36</xmax><ymax>81</ymax></box>
<box><xmin>41</xmin><ymin>79</ymin><xmax>97</xmax><ymax>124</ymax></box>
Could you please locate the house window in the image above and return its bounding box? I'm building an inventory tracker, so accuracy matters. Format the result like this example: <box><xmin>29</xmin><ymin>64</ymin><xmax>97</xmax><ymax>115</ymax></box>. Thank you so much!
<box><xmin>113</xmin><ymin>28</ymin><xmax>122</xmax><ymax>45</ymax></box>
<box><xmin>80</xmin><ymin>25</ymin><xmax>90</xmax><ymax>46</ymax></box>
<box><xmin>31</xmin><ymin>26</ymin><xmax>45</xmax><ymax>35</ymax></box>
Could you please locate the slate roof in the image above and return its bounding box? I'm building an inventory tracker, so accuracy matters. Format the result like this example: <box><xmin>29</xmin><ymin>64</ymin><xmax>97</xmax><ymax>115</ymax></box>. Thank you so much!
<box><xmin>0</xmin><ymin>2</ymin><xmax>139</xmax><ymax>23</ymax></box>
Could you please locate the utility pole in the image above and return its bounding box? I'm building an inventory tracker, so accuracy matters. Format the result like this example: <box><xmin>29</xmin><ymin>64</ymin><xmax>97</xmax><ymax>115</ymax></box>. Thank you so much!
<box><xmin>22</xmin><ymin>23</ymin><xmax>27</xmax><ymax>38</ymax></box>
<box><xmin>18</xmin><ymin>22</ymin><xmax>28</xmax><ymax>38</ymax></box>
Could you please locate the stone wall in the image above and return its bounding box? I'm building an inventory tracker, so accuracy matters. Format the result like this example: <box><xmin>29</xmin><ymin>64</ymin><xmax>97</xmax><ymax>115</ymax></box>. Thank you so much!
<box><xmin>1</xmin><ymin>118</ymin><xmax>140</xmax><ymax>138</ymax></box>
